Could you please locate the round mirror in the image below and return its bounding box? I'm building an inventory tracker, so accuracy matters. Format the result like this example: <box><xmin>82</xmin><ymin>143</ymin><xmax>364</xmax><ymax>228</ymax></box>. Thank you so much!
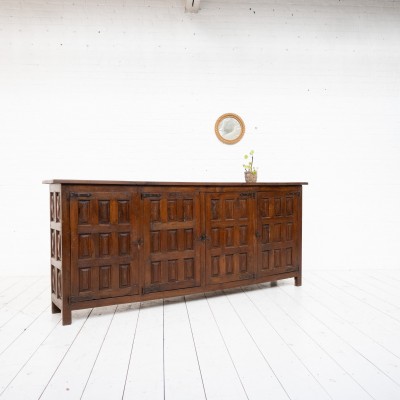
<box><xmin>215</xmin><ymin>113</ymin><xmax>245</xmax><ymax>144</ymax></box>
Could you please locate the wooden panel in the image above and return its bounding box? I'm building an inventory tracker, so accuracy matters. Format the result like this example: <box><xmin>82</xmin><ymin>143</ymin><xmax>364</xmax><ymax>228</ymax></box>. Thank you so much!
<box><xmin>119</xmin><ymin>264</ymin><xmax>131</xmax><ymax>288</ymax></box>
<box><xmin>70</xmin><ymin>191</ymin><xmax>140</xmax><ymax>301</ymax></box>
<box><xmin>256</xmin><ymin>190</ymin><xmax>300</xmax><ymax>277</ymax></box>
<box><xmin>142</xmin><ymin>191</ymin><xmax>202</xmax><ymax>294</ymax></box>
<box><xmin>50</xmin><ymin>192</ymin><xmax>55</xmax><ymax>221</ymax></box>
<box><xmin>205</xmin><ymin>192</ymin><xmax>256</xmax><ymax>285</ymax></box>
<box><xmin>55</xmin><ymin>192</ymin><xmax>61</xmax><ymax>222</ymax></box>
<box><xmin>118</xmin><ymin>200</ymin><xmax>130</xmax><ymax>224</ymax></box>
<box><xmin>78</xmin><ymin>200</ymin><xmax>90</xmax><ymax>224</ymax></box>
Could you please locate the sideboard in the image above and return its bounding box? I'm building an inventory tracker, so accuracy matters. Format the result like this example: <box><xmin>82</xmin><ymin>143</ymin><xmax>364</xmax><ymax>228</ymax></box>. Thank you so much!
<box><xmin>43</xmin><ymin>180</ymin><xmax>307</xmax><ymax>325</ymax></box>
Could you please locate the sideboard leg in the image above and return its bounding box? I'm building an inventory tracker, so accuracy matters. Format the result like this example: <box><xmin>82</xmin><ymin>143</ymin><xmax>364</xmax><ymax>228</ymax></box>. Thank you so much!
<box><xmin>62</xmin><ymin>309</ymin><xmax>72</xmax><ymax>325</ymax></box>
<box><xmin>51</xmin><ymin>302</ymin><xmax>61</xmax><ymax>314</ymax></box>
<box><xmin>295</xmin><ymin>275</ymin><xmax>302</xmax><ymax>286</ymax></box>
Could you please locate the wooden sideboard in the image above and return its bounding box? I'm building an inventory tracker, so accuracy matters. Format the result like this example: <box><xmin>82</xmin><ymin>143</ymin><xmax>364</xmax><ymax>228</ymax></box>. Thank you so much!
<box><xmin>43</xmin><ymin>180</ymin><xmax>307</xmax><ymax>325</ymax></box>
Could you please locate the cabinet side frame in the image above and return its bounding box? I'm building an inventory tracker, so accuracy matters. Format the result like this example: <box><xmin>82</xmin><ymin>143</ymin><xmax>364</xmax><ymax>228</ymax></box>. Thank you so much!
<box><xmin>61</xmin><ymin>184</ymin><xmax>72</xmax><ymax>324</ymax></box>
<box><xmin>295</xmin><ymin>185</ymin><xmax>303</xmax><ymax>286</ymax></box>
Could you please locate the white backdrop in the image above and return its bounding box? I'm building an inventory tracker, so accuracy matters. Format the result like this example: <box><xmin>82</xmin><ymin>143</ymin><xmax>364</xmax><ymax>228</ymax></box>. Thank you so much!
<box><xmin>0</xmin><ymin>0</ymin><xmax>399</xmax><ymax>275</ymax></box>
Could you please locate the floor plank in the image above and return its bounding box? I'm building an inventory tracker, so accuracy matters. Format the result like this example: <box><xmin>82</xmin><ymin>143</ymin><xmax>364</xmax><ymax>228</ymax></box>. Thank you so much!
<box><xmin>0</xmin><ymin>310</ymin><xmax>91</xmax><ymax>400</ymax></box>
<box><xmin>39</xmin><ymin>305</ymin><xmax>117</xmax><ymax>400</ymax></box>
<box><xmin>81</xmin><ymin>303</ymin><xmax>140</xmax><ymax>400</ymax></box>
<box><xmin>327</xmin><ymin>271</ymin><xmax>400</xmax><ymax>319</ymax></box>
<box><xmin>236</xmin><ymin>284</ymin><xmax>371</xmax><ymax>400</ymax></box>
<box><xmin>185</xmin><ymin>293</ymin><xmax>248</xmax><ymax>400</ymax></box>
<box><xmin>0</xmin><ymin>277</ymin><xmax>20</xmax><ymax>295</ymax></box>
<box><xmin>205</xmin><ymin>290</ymin><xmax>291</xmax><ymax>400</ymax></box>
<box><xmin>0</xmin><ymin>277</ymin><xmax>43</xmax><ymax>309</ymax></box>
<box><xmin>308</xmin><ymin>273</ymin><xmax>400</xmax><ymax>357</ymax></box>
<box><xmin>280</xmin><ymin>278</ymin><xmax>400</xmax><ymax>387</ymax></box>
<box><xmin>262</xmin><ymin>279</ymin><xmax>400</xmax><ymax>400</ymax></box>
<box><xmin>0</xmin><ymin>307</ymin><xmax>61</xmax><ymax>394</ymax></box>
<box><xmin>0</xmin><ymin>281</ymin><xmax>50</xmax><ymax>354</ymax></box>
<box><xmin>163</xmin><ymin>297</ymin><xmax>206</xmax><ymax>400</ymax></box>
<box><xmin>123</xmin><ymin>300</ymin><xmax>164</xmax><ymax>400</ymax></box>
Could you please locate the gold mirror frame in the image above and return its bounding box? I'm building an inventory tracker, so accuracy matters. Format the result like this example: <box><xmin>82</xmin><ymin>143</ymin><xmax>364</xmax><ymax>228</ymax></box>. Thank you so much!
<box><xmin>215</xmin><ymin>113</ymin><xmax>245</xmax><ymax>145</ymax></box>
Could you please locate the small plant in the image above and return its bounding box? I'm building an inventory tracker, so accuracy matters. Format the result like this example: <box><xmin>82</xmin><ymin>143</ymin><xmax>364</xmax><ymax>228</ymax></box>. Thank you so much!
<box><xmin>243</xmin><ymin>150</ymin><xmax>257</xmax><ymax>175</ymax></box>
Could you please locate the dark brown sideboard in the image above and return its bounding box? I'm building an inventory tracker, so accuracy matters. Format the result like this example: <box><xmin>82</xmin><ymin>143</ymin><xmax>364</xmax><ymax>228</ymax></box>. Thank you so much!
<box><xmin>43</xmin><ymin>180</ymin><xmax>307</xmax><ymax>325</ymax></box>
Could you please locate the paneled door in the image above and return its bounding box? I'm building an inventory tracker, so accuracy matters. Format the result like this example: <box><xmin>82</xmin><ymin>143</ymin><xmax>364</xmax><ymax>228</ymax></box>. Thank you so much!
<box><xmin>142</xmin><ymin>191</ymin><xmax>202</xmax><ymax>294</ymax></box>
<box><xmin>256</xmin><ymin>190</ymin><xmax>300</xmax><ymax>277</ymax></box>
<box><xmin>69</xmin><ymin>191</ymin><xmax>140</xmax><ymax>303</ymax></box>
<box><xmin>205</xmin><ymin>192</ymin><xmax>256</xmax><ymax>285</ymax></box>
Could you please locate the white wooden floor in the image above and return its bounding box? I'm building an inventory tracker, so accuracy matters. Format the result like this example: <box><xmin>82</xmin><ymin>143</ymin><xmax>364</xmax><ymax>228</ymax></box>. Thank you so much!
<box><xmin>1</xmin><ymin>270</ymin><xmax>400</xmax><ymax>400</ymax></box>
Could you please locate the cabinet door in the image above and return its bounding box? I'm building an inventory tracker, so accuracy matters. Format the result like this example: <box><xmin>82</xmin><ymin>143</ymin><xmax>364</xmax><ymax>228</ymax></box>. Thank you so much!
<box><xmin>70</xmin><ymin>191</ymin><xmax>140</xmax><ymax>303</ymax></box>
<box><xmin>205</xmin><ymin>192</ymin><xmax>256</xmax><ymax>285</ymax></box>
<box><xmin>257</xmin><ymin>190</ymin><xmax>300</xmax><ymax>277</ymax></box>
<box><xmin>142</xmin><ymin>191</ymin><xmax>202</xmax><ymax>294</ymax></box>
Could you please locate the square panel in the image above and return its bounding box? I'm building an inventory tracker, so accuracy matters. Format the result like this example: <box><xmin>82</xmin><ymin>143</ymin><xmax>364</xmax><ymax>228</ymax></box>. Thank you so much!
<box><xmin>50</xmin><ymin>192</ymin><xmax>55</xmax><ymax>221</ymax></box>
<box><xmin>274</xmin><ymin>197</ymin><xmax>282</xmax><ymax>216</ymax></box>
<box><xmin>51</xmin><ymin>229</ymin><xmax>56</xmax><ymax>258</ymax></box>
<box><xmin>150</xmin><ymin>200</ymin><xmax>161</xmax><ymax>222</ymax></box>
<box><xmin>98</xmin><ymin>200</ymin><xmax>110</xmax><ymax>224</ymax></box>
<box><xmin>262</xmin><ymin>224</ymin><xmax>270</xmax><ymax>244</ymax></box>
<box><xmin>226</xmin><ymin>254</ymin><xmax>234</xmax><ymax>274</ymax></box>
<box><xmin>262</xmin><ymin>250</ymin><xmax>271</xmax><ymax>270</ymax></box>
<box><xmin>79</xmin><ymin>268</ymin><xmax>91</xmax><ymax>292</ymax></box>
<box><xmin>239</xmin><ymin>253</ymin><xmax>248</xmax><ymax>272</ymax></box>
<box><xmin>78</xmin><ymin>200</ymin><xmax>90</xmax><ymax>224</ymax></box>
<box><xmin>57</xmin><ymin>269</ymin><xmax>62</xmax><ymax>299</ymax></box>
<box><xmin>286</xmin><ymin>222</ymin><xmax>293</xmax><ymax>241</ymax></box>
<box><xmin>99</xmin><ymin>233</ymin><xmax>111</xmax><ymax>257</ymax></box>
<box><xmin>211</xmin><ymin>256</ymin><xmax>220</xmax><ymax>277</ymax></box>
<box><xmin>259</xmin><ymin>198</ymin><xmax>270</xmax><ymax>218</ymax></box>
<box><xmin>51</xmin><ymin>265</ymin><xmax>56</xmax><ymax>294</ymax></box>
<box><xmin>183</xmin><ymin>199</ymin><xmax>194</xmax><ymax>221</ymax></box>
<box><xmin>151</xmin><ymin>261</ymin><xmax>162</xmax><ymax>284</ymax></box>
<box><xmin>225</xmin><ymin>227</ymin><xmax>234</xmax><ymax>247</ymax></box>
<box><xmin>211</xmin><ymin>228</ymin><xmax>220</xmax><ymax>247</ymax></box>
<box><xmin>167</xmin><ymin>200</ymin><xmax>177</xmax><ymax>221</ymax></box>
<box><xmin>118</xmin><ymin>200</ymin><xmax>130</xmax><ymax>224</ymax></box>
<box><xmin>238</xmin><ymin>199</ymin><xmax>249</xmax><ymax>219</ymax></box>
<box><xmin>211</xmin><ymin>199</ymin><xmax>220</xmax><ymax>220</ymax></box>
<box><xmin>224</xmin><ymin>199</ymin><xmax>234</xmax><ymax>220</ymax></box>
<box><xmin>78</xmin><ymin>234</ymin><xmax>92</xmax><ymax>259</ymax></box>
<box><xmin>151</xmin><ymin>231</ymin><xmax>161</xmax><ymax>253</ymax></box>
<box><xmin>167</xmin><ymin>230</ymin><xmax>178</xmax><ymax>251</ymax></box>
<box><xmin>99</xmin><ymin>266</ymin><xmax>112</xmax><ymax>290</ymax></box>
<box><xmin>184</xmin><ymin>229</ymin><xmax>194</xmax><ymax>250</ymax></box>
<box><xmin>239</xmin><ymin>226</ymin><xmax>248</xmax><ymax>246</ymax></box>
<box><xmin>56</xmin><ymin>230</ymin><xmax>62</xmax><ymax>261</ymax></box>
<box><xmin>118</xmin><ymin>233</ymin><xmax>130</xmax><ymax>256</ymax></box>
<box><xmin>286</xmin><ymin>196</ymin><xmax>294</xmax><ymax>216</ymax></box>
<box><xmin>168</xmin><ymin>259</ymin><xmax>178</xmax><ymax>282</ymax></box>
<box><xmin>119</xmin><ymin>264</ymin><xmax>131</xmax><ymax>288</ymax></box>
<box><xmin>55</xmin><ymin>192</ymin><xmax>61</xmax><ymax>222</ymax></box>
<box><xmin>184</xmin><ymin>258</ymin><xmax>194</xmax><ymax>280</ymax></box>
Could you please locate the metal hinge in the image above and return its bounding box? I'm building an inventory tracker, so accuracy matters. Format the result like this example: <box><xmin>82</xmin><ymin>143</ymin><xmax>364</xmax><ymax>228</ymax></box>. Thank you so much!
<box><xmin>240</xmin><ymin>192</ymin><xmax>256</xmax><ymax>199</ymax></box>
<box><xmin>239</xmin><ymin>272</ymin><xmax>256</xmax><ymax>280</ymax></box>
<box><xmin>69</xmin><ymin>294</ymin><xmax>94</xmax><ymax>303</ymax></box>
<box><xmin>69</xmin><ymin>192</ymin><xmax>92</xmax><ymax>199</ymax></box>
<box><xmin>142</xmin><ymin>285</ymin><xmax>162</xmax><ymax>294</ymax></box>
<box><xmin>141</xmin><ymin>193</ymin><xmax>162</xmax><ymax>199</ymax></box>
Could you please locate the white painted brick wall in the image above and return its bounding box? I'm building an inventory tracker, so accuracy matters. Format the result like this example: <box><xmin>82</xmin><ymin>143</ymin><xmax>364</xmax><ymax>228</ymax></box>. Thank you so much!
<box><xmin>0</xmin><ymin>0</ymin><xmax>399</xmax><ymax>274</ymax></box>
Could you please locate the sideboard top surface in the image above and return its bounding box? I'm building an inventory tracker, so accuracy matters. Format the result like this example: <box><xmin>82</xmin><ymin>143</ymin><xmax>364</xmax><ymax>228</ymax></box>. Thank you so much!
<box><xmin>43</xmin><ymin>179</ymin><xmax>308</xmax><ymax>186</ymax></box>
